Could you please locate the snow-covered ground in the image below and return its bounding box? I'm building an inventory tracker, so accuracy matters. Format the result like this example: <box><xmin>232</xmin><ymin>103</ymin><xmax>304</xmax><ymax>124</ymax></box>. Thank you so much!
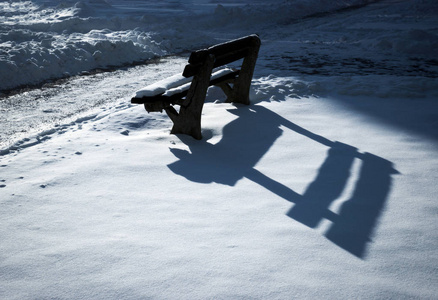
<box><xmin>1</xmin><ymin>0</ymin><xmax>438</xmax><ymax>299</ymax></box>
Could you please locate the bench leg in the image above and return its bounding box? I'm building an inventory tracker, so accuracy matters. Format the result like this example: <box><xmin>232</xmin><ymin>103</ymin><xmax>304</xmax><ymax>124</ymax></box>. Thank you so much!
<box><xmin>166</xmin><ymin>54</ymin><xmax>215</xmax><ymax>140</ymax></box>
<box><xmin>167</xmin><ymin>106</ymin><xmax>203</xmax><ymax>140</ymax></box>
<box><xmin>215</xmin><ymin>82</ymin><xmax>234</xmax><ymax>102</ymax></box>
<box><xmin>228</xmin><ymin>43</ymin><xmax>260</xmax><ymax>105</ymax></box>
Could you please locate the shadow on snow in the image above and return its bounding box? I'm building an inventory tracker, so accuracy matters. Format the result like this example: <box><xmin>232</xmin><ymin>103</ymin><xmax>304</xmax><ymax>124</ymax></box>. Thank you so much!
<box><xmin>167</xmin><ymin>104</ymin><xmax>398</xmax><ymax>259</ymax></box>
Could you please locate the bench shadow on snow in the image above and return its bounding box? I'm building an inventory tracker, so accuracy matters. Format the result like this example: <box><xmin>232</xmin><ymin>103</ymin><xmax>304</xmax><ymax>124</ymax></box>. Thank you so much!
<box><xmin>167</xmin><ymin>104</ymin><xmax>398</xmax><ymax>259</ymax></box>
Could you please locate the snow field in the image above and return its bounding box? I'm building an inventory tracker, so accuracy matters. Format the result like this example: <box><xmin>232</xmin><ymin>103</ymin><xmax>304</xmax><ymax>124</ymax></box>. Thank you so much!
<box><xmin>0</xmin><ymin>0</ymin><xmax>437</xmax><ymax>299</ymax></box>
<box><xmin>1</xmin><ymin>88</ymin><xmax>437</xmax><ymax>298</ymax></box>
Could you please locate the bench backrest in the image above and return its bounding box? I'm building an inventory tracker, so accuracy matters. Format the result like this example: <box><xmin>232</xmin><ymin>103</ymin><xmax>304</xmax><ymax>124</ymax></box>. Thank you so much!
<box><xmin>182</xmin><ymin>34</ymin><xmax>261</xmax><ymax>77</ymax></box>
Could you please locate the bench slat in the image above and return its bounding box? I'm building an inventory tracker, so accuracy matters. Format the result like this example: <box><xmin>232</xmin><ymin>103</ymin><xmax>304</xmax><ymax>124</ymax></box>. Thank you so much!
<box><xmin>182</xmin><ymin>35</ymin><xmax>260</xmax><ymax>77</ymax></box>
<box><xmin>183</xmin><ymin>47</ymin><xmax>250</xmax><ymax>77</ymax></box>
<box><xmin>188</xmin><ymin>34</ymin><xmax>260</xmax><ymax>65</ymax></box>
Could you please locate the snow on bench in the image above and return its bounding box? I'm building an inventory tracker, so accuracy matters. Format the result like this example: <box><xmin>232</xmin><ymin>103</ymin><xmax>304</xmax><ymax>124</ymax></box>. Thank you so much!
<box><xmin>133</xmin><ymin>73</ymin><xmax>193</xmax><ymax>98</ymax></box>
<box><xmin>132</xmin><ymin>68</ymin><xmax>238</xmax><ymax>100</ymax></box>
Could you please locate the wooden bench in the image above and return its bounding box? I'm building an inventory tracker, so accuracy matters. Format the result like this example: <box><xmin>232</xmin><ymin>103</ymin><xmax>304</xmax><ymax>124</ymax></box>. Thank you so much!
<box><xmin>131</xmin><ymin>34</ymin><xmax>261</xmax><ymax>139</ymax></box>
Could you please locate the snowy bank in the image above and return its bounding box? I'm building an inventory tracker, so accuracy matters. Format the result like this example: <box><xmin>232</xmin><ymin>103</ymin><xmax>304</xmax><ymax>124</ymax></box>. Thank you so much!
<box><xmin>4</xmin><ymin>0</ymin><xmax>436</xmax><ymax>92</ymax></box>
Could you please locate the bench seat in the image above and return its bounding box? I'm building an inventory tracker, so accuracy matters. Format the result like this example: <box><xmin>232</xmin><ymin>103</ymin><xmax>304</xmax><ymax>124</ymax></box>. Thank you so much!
<box><xmin>131</xmin><ymin>68</ymin><xmax>239</xmax><ymax>104</ymax></box>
